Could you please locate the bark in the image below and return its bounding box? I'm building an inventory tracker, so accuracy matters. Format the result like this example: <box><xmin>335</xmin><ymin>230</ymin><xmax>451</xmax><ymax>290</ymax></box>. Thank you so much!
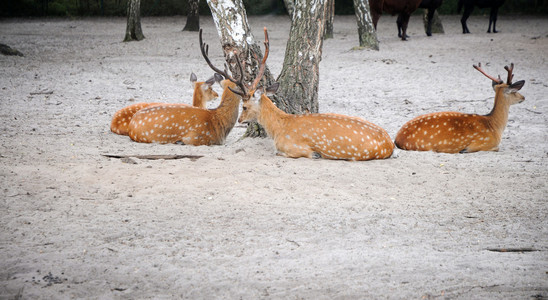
<box><xmin>183</xmin><ymin>0</ymin><xmax>200</xmax><ymax>32</ymax></box>
<box><xmin>423</xmin><ymin>9</ymin><xmax>444</xmax><ymax>34</ymax></box>
<box><xmin>324</xmin><ymin>0</ymin><xmax>335</xmax><ymax>39</ymax></box>
<box><xmin>283</xmin><ymin>0</ymin><xmax>295</xmax><ymax>17</ymax></box>
<box><xmin>123</xmin><ymin>0</ymin><xmax>145</xmax><ymax>42</ymax></box>
<box><xmin>276</xmin><ymin>0</ymin><xmax>330</xmax><ymax>115</ymax></box>
<box><xmin>353</xmin><ymin>0</ymin><xmax>379</xmax><ymax>50</ymax></box>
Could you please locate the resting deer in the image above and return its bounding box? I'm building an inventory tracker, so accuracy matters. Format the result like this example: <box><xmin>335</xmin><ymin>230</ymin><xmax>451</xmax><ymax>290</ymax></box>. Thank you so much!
<box><xmin>237</xmin><ymin>29</ymin><xmax>394</xmax><ymax>161</ymax></box>
<box><xmin>127</xmin><ymin>29</ymin><xmax>262</xmax><ymax>146</ymax></box>
<box><xmin>395</xmin><ymin>63</ymin><xmax>525</xmax><ymax>153</ymax></box>
<box><xmin>111</xmin><ymin>73</ymin><xmax>219</xmax><ymax>135</ymax></box>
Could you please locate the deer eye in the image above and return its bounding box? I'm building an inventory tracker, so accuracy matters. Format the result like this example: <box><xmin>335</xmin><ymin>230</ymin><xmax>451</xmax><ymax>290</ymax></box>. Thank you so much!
<box><xmin>242</xmin><ymin>107</ymin><xmax>247</xmax><ymax>111</ymax></box>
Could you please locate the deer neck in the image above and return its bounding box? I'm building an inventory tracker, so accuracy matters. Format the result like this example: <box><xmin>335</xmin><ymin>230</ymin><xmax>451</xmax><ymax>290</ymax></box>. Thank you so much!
<box><xmin>257</xmin><ymin>94</ymin><xmax>288</xmax><ymax>138</ymax></box>
<box><xmin>485</xmin><ymin>84</ymin><xmax>511</xmax><ymax>136</ymax></box>
<box><xmin>191</xmin><ymin>82</ymin><xmax>205</xmax><ymax>108</ymax></box>
<box><xmin>210</xmin><ymin>81</ymin><xmax>241</xmax><ymax>139</ymax></box>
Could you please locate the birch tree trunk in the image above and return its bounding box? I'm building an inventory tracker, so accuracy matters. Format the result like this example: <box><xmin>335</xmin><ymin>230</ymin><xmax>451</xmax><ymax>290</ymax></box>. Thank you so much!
<box><xmin>283</xmin><ymin>0</ymin><xmax>295</xmax><ymax>17</ymax></box>
<box><xmin>353</xmin><ymin>0</ymin><xmax>378</xmax><ymax>50</ymax></box>
<box><xmin>207</xmin><ymin>0</ymin><xmax>275</xmax><ymax>88</ymax></box>
<box><xmin>206</xmin><ymin>0</ymin><xmax>276</xmax><ymax>137</ymax></box>
<box><xmin>275</xmin><ymin>0</ymin><xmax>330</xmax><ymax>115</ymax></box>
<box><xmin>324</xmin><ymin>0</ymin><xmax>335</xmax><ymax>39</ymax></box>
<box><xmin>123</xmin><ymin>0</ymin><xmax>145</xmax><ymax>42</ymax></box>
<box><xmin>183</xmin><ymin>0</ymin><xmax>200</xmax><ymax>32</ymax></box>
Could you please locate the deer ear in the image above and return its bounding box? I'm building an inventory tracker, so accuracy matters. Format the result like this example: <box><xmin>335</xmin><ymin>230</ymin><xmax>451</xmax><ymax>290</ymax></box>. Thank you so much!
<box><xmin>265</xmin><ymin>82</ymin><xmax>280</xmax><ymax>95</ymax></box>
<box><xmin>508</xmin><ymin>80</ymin><xmax>525</xmax><ymax>92</ymax></box>
<box><xmin>190</xmin><ymin>72</ymin><xmax>197</xmax><ymax>83</ymax></box>
<box><xmin>204</xmin><ymin>76</ymin><xmax>216</xmax><ymax>87</ymax></box>
<box><xmin>214</xmin><ymin>73</ymin><xmax>224</xmax><ymax>83</ymax></box>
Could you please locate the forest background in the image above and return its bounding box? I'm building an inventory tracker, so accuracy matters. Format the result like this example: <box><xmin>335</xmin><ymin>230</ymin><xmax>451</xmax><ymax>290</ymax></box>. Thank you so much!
<box><xmin>3</xmin><ymin>0</ymin><xmax>548</xmax><ymax>18</ymax></box>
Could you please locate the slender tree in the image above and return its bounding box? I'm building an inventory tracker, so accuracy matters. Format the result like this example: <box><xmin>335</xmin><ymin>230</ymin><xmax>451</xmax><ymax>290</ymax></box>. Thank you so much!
<box><xmin>353</xmin><ymin>0</ymin><xmax>378</xmax><ymax>50</ymax></box>
<box><xmin>283</xmin><ymin>0</ymin><xmax>295</xmax><ymax>17</ymax></box>
<box><xmin>183</xmin><ymin>0</ymin><xmax>200</xmax><ymax>31</ymax></box>
<box><xmin>276</xmin><ymin>0</ymin><xmax>330</xmax><ymax>115</ymax></box>
<box><xmin>325</xmin><ymin>0</ymin><xmax>335</xmax><ymax>38</ymax></box>
<box><xmin>123</xmin><ymin>0</ymin><xmax>144</xmax><ymax>42</ymax></box>
<box><xmin>206</xmin><ymin>0</ymin><xmax>330</xmax><ymax>135</ymax></box>
<box><xmin>206</xmin><ymin>0</ymin><xmax>276</xmax><ymax>137</ymax></box>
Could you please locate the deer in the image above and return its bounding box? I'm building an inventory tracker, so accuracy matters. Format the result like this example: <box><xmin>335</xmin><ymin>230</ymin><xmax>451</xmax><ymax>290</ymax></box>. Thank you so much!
<box><xmin>369</xmin><ymin>0</ymin><xmax>423</xmax><ymax>41</ymax></box>
<box><xmin>237</xmin><ymin>29</ymin><xmax>394</xmax><ymax>161</ymax></box>
<box><xmin>458</xmin><ymin>0</ymin><xmax>505</xmax><ymax>34</ymax></box>
<box><xmin>395</xmin><ymin>63</ymin><xmax>525</xmax><ymax>153</ymax></box>
<box><xmin>110</xmin><ymin>73</ymin><xmax>220</xmax><ymax>136</ymax></box>
<box><xmin>126</xmin><ymin>29</ymin><xmax>264</xmax><ymax>146</ymax></box>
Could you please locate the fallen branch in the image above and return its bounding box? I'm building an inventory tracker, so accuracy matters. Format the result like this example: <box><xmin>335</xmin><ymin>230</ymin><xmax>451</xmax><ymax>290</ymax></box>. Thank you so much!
<box><xmin>486</xmin><ymin>247</ymin><xmax>539</xmax><ymax>253</ymax></box>
<box><xmin>102</xmin><ymin>154</ymin><xmax>203</xmax><ymax>161</ymax></box>
<box><xmin>30</xmin><ymin>90</ymin><xmax>54</xmax><ymax>95</ymax></box>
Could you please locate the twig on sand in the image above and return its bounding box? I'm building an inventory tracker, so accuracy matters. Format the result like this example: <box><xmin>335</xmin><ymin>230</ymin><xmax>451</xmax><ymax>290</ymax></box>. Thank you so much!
<box><xmin>486</xmin><ymin>247</ymin><xmax>539</xmax><ymax>253</ymax></box>
<box><xmin>101</xmin><ymin>154</ymin><xmax>203</xmax><ymax>161</ymax></box>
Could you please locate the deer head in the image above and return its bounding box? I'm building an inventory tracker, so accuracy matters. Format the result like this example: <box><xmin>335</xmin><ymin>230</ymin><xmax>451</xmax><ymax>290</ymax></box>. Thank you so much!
<box><xmin>199</xmin><ymin>28</ymin><xmax>270</xmax><ymax>102</ymax></box>
<box><xmin>474</xmin><ymin>62</ymin><xmax>525</xmax><ymax>105</ymax></box>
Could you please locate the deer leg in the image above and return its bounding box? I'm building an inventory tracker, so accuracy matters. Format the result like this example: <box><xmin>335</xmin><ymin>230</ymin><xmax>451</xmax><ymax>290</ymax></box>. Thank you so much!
<box><xmin>461</xmin><ymin>6</ymin><xmax>473</xmax><ymax>34</ymax></box>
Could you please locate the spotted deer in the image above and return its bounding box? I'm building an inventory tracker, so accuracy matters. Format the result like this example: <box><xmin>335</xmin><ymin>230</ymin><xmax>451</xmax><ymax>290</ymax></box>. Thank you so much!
<box><xmin>236</xmin><ymin>30</ymin><xmax>394</xmax><ymax>160</ymax></box>
<box><xmin>395</xmin><ymin>63</ymin><xmax>525</xmax><ymax>153</ymax></box>
<box><xmin>126</xmin><ymin>29</ymin><xmax>263</xmax><ymax>145</ymax></box>
<box><xmin>111</xmin><ymin>73</ymin><xmax>219</xmax><ymax>136</ymax></box>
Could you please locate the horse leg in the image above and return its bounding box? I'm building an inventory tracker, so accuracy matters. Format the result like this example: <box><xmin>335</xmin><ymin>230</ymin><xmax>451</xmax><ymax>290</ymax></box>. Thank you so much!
<box><xmin>461</xmin><ymin>5</ymin><xmax>474</xmax><ymax>34</ymax></box>
<box><xmin>397</xmin><ymin>13</ymin><xmax>403</xmax><ymax>38</ymax></box>
<box><xmin>426</xmin><ymin>8</ymin><xmax>435</xmax><ymax>36</ymax></box>
<box><xmin>488</xmin><ymin>6</ymin><xmax>500</xmax><ymax>33</ymax></box>
<box><xmin>399</xmin><ymin>13</ymin><xmax>411</xmax><ymax>40</ymax></box>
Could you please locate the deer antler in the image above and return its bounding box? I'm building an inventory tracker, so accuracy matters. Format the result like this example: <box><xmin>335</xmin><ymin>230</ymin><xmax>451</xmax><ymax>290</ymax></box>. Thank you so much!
<box><xmin>473</xmin><ymin>63</ymin><xmax>504</xmax><ymax>84</ymax></box>
<box><xmin>249</xmin><ymin>27</ymin><xmax>270</xmax><ymax>93</ymax></box>
<box><xmin>504</xmin><ymin>63</ymin><xmax>514</xmax><ymax>84</ymax></box>
<box><xmin>199</xmin><ymin>29</ymin><xmax>247</xmax><ymax>97</ymax></box>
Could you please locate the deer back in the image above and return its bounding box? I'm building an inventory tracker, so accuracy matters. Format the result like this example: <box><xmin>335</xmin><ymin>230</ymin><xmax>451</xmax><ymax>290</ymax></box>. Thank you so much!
<box><xmin>246</xmin><ymin>93</ymin><xmax>394</xmax><ymax>160</ymax></box>
<box><xmin>395</xmin><ymin>63</ymin><xmax>525</xmax><ymax>153</ymax></box>
<box><xmin>111</xmin><ymin>76</ymin><xmax>218</xmax><ymax>136</ymax></box>
<box><xmin>127</xmin><ymin>79</ymin><xmax>240</xmax><ymax>145</ymax></box>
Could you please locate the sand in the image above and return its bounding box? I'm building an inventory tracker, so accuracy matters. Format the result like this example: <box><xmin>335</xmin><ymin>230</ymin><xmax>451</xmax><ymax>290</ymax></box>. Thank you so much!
<box><xmin>1</xmin><ymin>14</ymin><xmax>547</xmax><ymax>299</ymax></box>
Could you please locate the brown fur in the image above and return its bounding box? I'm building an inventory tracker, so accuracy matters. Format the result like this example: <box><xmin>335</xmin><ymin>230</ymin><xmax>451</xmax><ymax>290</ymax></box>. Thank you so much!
<box><xmin>128</xmin><ymin>80</ymin><xmax>240</xmax><ymax>145</ymax></box>
<box><xmin>240</xmin><ymin>93</ymin><xmax>394</xmax><ymax>160</ymax></box>
<box><xmin>395</xmin><ymin>81</ymin><xmax>525</xmax><ymax>153</ymax></box>
<box><xmin>110</xmin><ymin>80</ymin><xmax>218</xmax><ymax>136</ymax></box>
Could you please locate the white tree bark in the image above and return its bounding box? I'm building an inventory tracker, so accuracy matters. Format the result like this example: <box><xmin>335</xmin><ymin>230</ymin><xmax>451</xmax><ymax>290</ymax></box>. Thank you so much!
<box><xmin>353</xmin><ymin>0</ymin><xmax>378</xmax><ymax>50</ymax></box>
<box><xmin>206</xmin><ymin>0</ymin><xmax>274</xmax><ymax>87</ymax></box>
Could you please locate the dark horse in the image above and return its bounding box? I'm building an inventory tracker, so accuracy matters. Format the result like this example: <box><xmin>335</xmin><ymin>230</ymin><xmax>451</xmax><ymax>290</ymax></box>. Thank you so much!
<box><xmin>397</xmin><ymin>0</ymin><xmax>443</xmax><ymax>37</ymax></box>
<box><xmin>458</xmin><ymin>0</ymin><xmax>505</xmax><ymax>33</ymax></box>
<box><xmin>370</xmin><ymin>0</ymin><xmax>422</xmax><ymax>41</ymax></box>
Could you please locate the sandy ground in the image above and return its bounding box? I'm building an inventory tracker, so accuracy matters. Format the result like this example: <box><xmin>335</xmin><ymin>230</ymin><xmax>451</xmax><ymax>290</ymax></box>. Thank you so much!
<box><xmin>0</xmin><ymin>14</ymin><xmax>547</xmax><ymax>299</ymax></box>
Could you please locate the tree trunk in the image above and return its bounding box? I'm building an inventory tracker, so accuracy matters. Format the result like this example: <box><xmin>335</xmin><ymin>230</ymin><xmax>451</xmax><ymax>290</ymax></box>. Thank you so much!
<box><xmin>324</xmin><ymin>0</ymin><xmax>335</xmax><ymax>39</ymax></box>
<box><xmin>275</xmin><ymin>0</ymin><xmax>330</xmax><ymax>115</ymax></box>
<box><xmin>353</xmin><ymin>0</ymin><xmax>379</xmax><ymax>50</ymax></box>
<box><xmin>283</xmin><ymin>0</ymin><xmax>295</xmax><ymax>17</ymax></box>
<box><xmin>206</xmin><ymin>0</ymin><xmax>276</xmax><ymax>137</ymax></box>
<box><xmin>123</xmin><ymin>0</ymin><xmax>145</xmax><ymax>42</ymax></box>
<box><xmin>183</xmin><ymin>0</ymin><xmax>200</xmax><ymax>31</ymax></box>
<box><xmin>423</xmin><ymin>9</ymin><xmax>444</xmax><ymax>34</ymax></box>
